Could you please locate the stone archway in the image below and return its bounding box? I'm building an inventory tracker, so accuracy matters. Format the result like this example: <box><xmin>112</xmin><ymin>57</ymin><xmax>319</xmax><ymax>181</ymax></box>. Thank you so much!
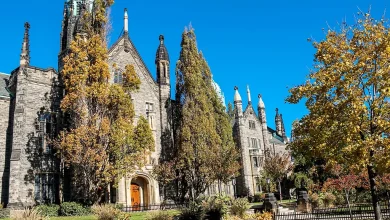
<box><xmin>130</xmin><ymin>176</ymin><xmax>150</xmax><ymax>207</ymax></box>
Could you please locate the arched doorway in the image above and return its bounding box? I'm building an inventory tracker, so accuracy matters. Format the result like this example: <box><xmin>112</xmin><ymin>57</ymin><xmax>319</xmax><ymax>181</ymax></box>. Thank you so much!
<box><xmin>130</xmin><ymin>176</ymin><xmax>150</xmax><ymax>209</ymax></box>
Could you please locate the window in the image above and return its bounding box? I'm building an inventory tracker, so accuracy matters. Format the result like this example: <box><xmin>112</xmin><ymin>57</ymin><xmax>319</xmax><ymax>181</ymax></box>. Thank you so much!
<box><xmin>255</xmin><ymin>177</ymin><xmax>261</xmax><ymax>192</ymax></box>
<box><xmin>114</xmin><ymin>70</ymin><xmax>123</xmax><ymax>84</ymax></box>
<box><xmin>146</xmin><ymin>102</ymin><xmax>154</xmax><ymax>112</ymax></box>
<box><xmin>249</xmin><ymin>120</ymin><xmax>256</xmax><ymax>129</ymax></box>
<box><xmin>35</xmin><ymin>174</ymin><xmax>58</xmax><ymax>204</ymax></box>
<box><xmin>247</xmin><ymin>137</ymin><xmax>250</xmax><ymax>148</ymax></box>
<box><xmin>259</xmin><ymin>157</ymin><xmax>264</xmax><ymax>167</ymax></box>
<box><xmin>146</xmin><ymin>102</ymin><xmax>155</xmax><ymax>130</ymax></box>
<box><xmin>251</xmin><ymin>138</ymin><xmax>258</xmax><ymax>148</ymax></box>
<box><xmin>253</xmin><ymin>157</ymin><xmax>259</xmax><ymax>167</ymax></box>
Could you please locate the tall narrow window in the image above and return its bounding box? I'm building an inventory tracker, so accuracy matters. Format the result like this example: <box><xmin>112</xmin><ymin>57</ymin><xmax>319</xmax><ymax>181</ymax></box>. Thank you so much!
<box><xmin>249</xmin><ymin>120</ymin><xmax>256</xmax><ymax>130</ymax></box>
<box><xmin>114</xmin><ymin>70</ymin><xmax>123</xmax><ymax>84</ymax></box>
<box><xmin>253</xmin><ymin>157</ymin><xmax>259</xmax><ymax>167</ymax></box>
<box><xmin>251</xmin><ymin>138</ymin><xmax>258</xmax><ymax>148</ymax></box>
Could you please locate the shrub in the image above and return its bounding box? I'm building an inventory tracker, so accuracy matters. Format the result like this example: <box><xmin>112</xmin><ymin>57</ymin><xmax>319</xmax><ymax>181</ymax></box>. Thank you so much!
<box><xmin>309</xmin><ymin>193</ymin><xmax>323</xmax><ymax>208</ymax></box>
<box><xmin>0</xmin><ymin>208</ymin><xmax>10</xmax><ymax>218</ymax></box>
<box><xmin>114</xmin><ymin>203</ymin><xmax>124</xmax><ymax>211</ymax></box>
<box><xmin>34</xmin><ymin>204</ymin><xmax>60</xmax><ymax>217</ymax></box>
<box><xmin>202</xmin><ymin>195</ymin><xmax>230</xmax><ymax>219</ymax></box>
<box><xmin>230</xmin><ymin>198</ymin><xmax>249</xmax><ymax>218</ymax></box>
<box><xmin>11</xmin><ymin>208</ymin><xmax>47</xmax><ymax>220</ymax></box>
<box><xmin>91</xmin><ymin>204</ymin><xmax>120</xmax><ymax>220</ymax></box>
<box><xmin>178</xmin><ymin>202</ymin><xmax>205</xmax><ymax>220</ymax></box>
<box><xmin>224</xmin><ymin>215</ymin><xmax>243</xmax><ymax>220</ymax></box>
<box><xmin>60</xmin><ymin>202</ymin><xmax>90</xmax><ymax>216</ymax></box>
<box><xmin>245</xmin><ymin>212</ymin><xmax>273</xmax><ymax>220</ymax></box>
<box><xmin>146</xmin><ymin>210</ymin><xmax>174</xmax><ymax>220</ymax></box>
<box><xmin>334</xmin><ymin>193</ymin><xmax>345</xmax><ymax>205</ymax></box>
<box><xmin>253</xmin><ymin>193</ymin><xmax>263</xmax><ymax>203</ymax></box>
<box><xmin>323</xmin><ymin>192</ymin><xmax>336</xmax><ymax>207</ymax></box>
<box><xmin>117</xmin><ymin>212</ymin><xmax>132</xmax><ymax>220</ymax></box>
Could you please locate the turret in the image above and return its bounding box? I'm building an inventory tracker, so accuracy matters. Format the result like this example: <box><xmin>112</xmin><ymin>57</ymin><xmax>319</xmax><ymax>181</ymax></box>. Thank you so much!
<box><xmin>156</xmin><ymin>35</ymin><xmax>171</xmax><ymax>152</ymax></box>
<box><xmin>275</xmin><ymin>108</ymin><xmax>282</xmax><ymax>136</ymax></box>
<box><xmin>156</xmin><ymin>35</ymin><xmax>170</xmax><ymax>85</ymax></box>
<box><xmin>258</xmin><ymin>94</ymin><xmax>269</xmax><ymax>153</ymax></box>
<box><xmin>280</xmin><ymin>114</ymin><xmax>288</xmax><ymax>143</ymax></box>
<box><xmin>234</xmin><ymin>86</ymin><xmax>243</xmax><ymax>118</ymax></box>
<box><xmin>59</xmin><ymin>0</ymin><xmax>95</xmax><ymax>69</ymax></box>
<box><xmin>20</xmin><ymin>22</ymin><xmax>30</xmax><ymax>67</ymax></box>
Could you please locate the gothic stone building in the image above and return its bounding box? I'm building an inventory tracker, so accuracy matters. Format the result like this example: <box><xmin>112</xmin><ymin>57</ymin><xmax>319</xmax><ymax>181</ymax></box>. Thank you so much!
<box><xmin>0</xmin><ymin>0</ymin><xmax>289</xmax><ymax>207</ymax></box>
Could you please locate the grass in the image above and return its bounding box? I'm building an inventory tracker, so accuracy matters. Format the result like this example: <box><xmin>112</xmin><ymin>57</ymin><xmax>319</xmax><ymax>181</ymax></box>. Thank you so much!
<box><xmin>1</xmin><ymin>210</ymin><xmax>180</xmax><ymax>220</ymax></box>
<box><xmin>51</xmin><ymin>216</ymin><xmax>97</xmax><ymax>220</ymax></box>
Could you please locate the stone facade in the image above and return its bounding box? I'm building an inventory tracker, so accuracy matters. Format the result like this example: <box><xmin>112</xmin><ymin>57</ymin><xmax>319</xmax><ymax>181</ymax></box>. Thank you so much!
<box><xmin>233</xmin><ymin>86</ymin><xmax>289</xmax><ymax>197</ymax></box>
<box><xmin>6</xmin><ymin>66</ymin><xmax>57</xmax><ymax>207</ymax></box>
<box><xmin>0</xmin><ymin>0</ymin><xmax>289</xmax><ymax>207</ymax></box>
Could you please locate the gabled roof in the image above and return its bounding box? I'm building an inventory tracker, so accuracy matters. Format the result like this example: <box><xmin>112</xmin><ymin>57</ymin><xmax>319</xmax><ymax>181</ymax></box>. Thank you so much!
<box><xmin>243</xmin><ymin>103</ymin><xmax>256</xmax><ymax>117</ymax></box>
<box><xmin>108</xmin><ymin>34</ymin><xmax>156</xmax><ymax>85</ymax></box>
<box><xmin>0</xmin><ymin>73</ymin><xmax>10</xmax><ymax>98</ymax></box>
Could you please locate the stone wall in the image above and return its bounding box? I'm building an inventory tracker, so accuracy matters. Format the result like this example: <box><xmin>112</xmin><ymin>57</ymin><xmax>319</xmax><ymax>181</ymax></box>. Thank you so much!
<box><xmin>0</xmin><ymin>97</ymin><xmax>10</xmax><ymax>202</ymax></box>
<box><xmin>108</xmin><ymin>36</ymin><xmax>162</xmax><ymax>204</ymax></box>
<box><xmin>7</xmin><ymin>67</ymin><xmax>56</xmax><ymax>207</ymax></box>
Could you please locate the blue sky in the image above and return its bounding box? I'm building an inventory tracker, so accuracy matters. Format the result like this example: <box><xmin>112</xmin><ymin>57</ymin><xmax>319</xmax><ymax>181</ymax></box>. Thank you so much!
<box><xmin>0</xmin><ymin>0</ymin><xmax>388</xmax><ymax>136</ymax></box>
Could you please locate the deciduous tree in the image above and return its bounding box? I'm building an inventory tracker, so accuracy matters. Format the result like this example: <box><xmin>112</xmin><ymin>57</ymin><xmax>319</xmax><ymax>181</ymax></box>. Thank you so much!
<box><xmin>58</xmin><ymin>0</ymin><xmax>153</xmax><ymax>204</ymax></box>
<box><xmin>262</xmin><ymin>153</ymin><xmax>293</xmax><ymax>200</ymax></box>
<box><xmin>287</xmin><ymin>12</ymin><xmax>390</xmax><ymax>219</ymax></box>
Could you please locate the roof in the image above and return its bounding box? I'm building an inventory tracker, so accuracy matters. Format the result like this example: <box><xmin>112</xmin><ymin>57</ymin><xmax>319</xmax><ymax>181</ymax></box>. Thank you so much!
<box><xmin>155</xmin><ymin>35</ymin><xmax>169</xmax><ymax>63</ymax></box>
<box><xmin>0</xmin><ymin>73</ymin><xmax>10</xmax><ymax>98</ymax></box>
<box><xmin>269</xmin><ymin>136</ymin><xmax>285</xmax><ymax>145</ymax></box>
<box><xmin>109</xmin><ymin>34</ymin><xmax>156</xmax><ymax>85</ymax></box>
<box><xmin>267</xmin><ymin>126</ymin><xmax>285</xmax><ymax>143</ymax></box>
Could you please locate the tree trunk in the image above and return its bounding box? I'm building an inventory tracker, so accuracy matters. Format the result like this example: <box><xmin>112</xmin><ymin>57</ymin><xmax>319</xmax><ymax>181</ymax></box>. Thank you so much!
<box><xmin>278</xmin><ymin>181</ymin><xmax>282</xmax><ymax>201</ymax></box>
<box><xmin>367</xmin><ymin>164</ymin><xmax>382</xmax><ymax>220</ymax></box>
<box><xmin>345</xmin><ymin>191</ymin><xmax>353</xmax><ymax>220</ymax></box>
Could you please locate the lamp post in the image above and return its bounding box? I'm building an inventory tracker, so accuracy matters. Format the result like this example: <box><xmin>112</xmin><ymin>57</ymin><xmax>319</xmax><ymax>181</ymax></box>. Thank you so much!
<box><xmin>266</xmin><ymin>178</ymin><xmax>270</xmax><ymax>193</ymax></box>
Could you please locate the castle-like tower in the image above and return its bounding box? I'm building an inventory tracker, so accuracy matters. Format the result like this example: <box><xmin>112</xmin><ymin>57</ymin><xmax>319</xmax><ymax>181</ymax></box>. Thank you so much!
<box><xmin>232</xmin><ymin>86</ymin><xmax>288</xmax><ymax>197</ymax></box>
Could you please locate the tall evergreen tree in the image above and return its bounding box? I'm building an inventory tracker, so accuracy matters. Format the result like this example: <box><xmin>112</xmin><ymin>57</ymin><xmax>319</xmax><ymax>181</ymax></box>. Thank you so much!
<box><xmin>58</xmin><ymin>0</ymin><xmax>153</xmax><ymax>204</ymax></box>
<box><xmin>201</xmin><ymin>58</ymin><xmax>240</xmax><ymax>191</ymax></box>
<box><xmin>154</xmin><ymin>27</ymin><xmax>239</xmax><ymax>202</ymax></box>
<box><xmin>227</xmin><ymin>102</ymin><xmax>235</xmax><ymax>122</ymax></box>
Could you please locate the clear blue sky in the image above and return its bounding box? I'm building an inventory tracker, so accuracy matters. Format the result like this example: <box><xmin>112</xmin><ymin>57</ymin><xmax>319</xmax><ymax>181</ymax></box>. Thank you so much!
<box><xmin>0</xmin><ymin>0</ymin><xmax>388</xmax><ymax>136</ymax></box>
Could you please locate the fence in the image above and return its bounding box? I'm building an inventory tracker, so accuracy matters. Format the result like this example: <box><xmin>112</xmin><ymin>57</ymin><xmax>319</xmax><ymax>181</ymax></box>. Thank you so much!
<box><xmin>274</xmin><ymin>201</ymin><xmax>390</xmax><ymax>220</ymax></box>
<box><xmin>122</xmin><ymin>203</ymin><xmax>187</xmax><ymax>212</ymax></box>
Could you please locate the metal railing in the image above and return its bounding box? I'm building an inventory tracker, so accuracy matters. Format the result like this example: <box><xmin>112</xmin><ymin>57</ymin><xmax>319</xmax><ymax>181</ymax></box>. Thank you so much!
<box><xmin>122</xmin><ymin>203</ymin><xmax>187</xmax><ymax>212</ymax></box>
<box><xmin>274</xmin><ymin>201</ymin><xmax>390</xmax><ymax>220</ymax></box>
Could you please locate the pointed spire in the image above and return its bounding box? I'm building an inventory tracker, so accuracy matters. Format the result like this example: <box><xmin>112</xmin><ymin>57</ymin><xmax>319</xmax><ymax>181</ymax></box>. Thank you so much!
<box><xmin>20</xmin><ymin>22</ymin><xmax>30</xmax><ymax>67</ymax></box>
<box><xmin>247</xmin><ymin>85</ymin><xmax>252</xmax><ymax>104</ymax></box>
<box><xmin>234</xmin><ymin>86</ymin><xmax>242</xmax><ymax>103</ymax></box>
<box><xmin>258</xmin><ymin>94</ymin><xmax>265</xmax><ymax>109</ymax></box>
<box><xmin>275</xmin><ymin>108</ymin><xmax>283</xmax><ymax>137</ymax></box>
<box><xmin>159</xmin><ymin>35</ymin><xmax>164</xmax><ymax>45</ymax></box>
<box><xmin>124</xmin><ymin>8</ymin><xmax>128</xmax><ymax>33</ymax></box>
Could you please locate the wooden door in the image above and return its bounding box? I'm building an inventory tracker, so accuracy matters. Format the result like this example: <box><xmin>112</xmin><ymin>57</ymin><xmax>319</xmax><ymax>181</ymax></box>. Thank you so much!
<box><xmin>131</xmin><ymin>184</ymin><xmax>140</xmax><ymax>210</ymax></box>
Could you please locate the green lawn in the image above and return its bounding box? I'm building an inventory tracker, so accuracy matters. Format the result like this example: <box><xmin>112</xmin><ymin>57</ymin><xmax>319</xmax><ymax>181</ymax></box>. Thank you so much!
<box><xmin>1</xmin><ymin>210</ymin><xmax>180</xmax><ymax>220</ymax></box>
<box><xmin>51</xmin><ymin>216</ymin><xmax>97</xmax><ymax>220</ymax></box>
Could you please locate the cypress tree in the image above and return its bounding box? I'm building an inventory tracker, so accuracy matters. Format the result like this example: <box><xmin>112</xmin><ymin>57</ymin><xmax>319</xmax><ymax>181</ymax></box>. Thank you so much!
<box><xmin>155</xmin><ymin>27</ymin><xmax>239</xmax><ymax>202</ymax></box>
